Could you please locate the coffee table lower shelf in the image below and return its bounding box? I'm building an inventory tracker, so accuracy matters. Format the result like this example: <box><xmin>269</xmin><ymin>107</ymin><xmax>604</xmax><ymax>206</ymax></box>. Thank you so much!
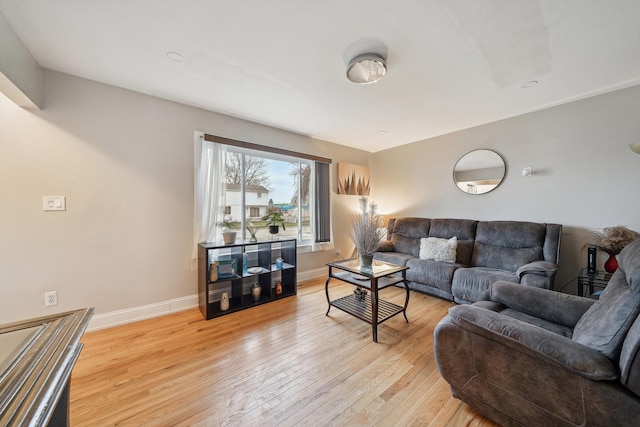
<box><xmin>330</xmin><ymin>294</ymin><xmax>405</xmax><ymax>325</ymax></box>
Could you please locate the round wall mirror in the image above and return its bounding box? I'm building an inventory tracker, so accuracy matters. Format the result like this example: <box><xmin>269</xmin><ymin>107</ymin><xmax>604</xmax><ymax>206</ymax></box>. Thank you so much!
<box><xmin>453</xmin><ymin>149</ymin><xmax>506</xmax><ymax>194</ymax></box>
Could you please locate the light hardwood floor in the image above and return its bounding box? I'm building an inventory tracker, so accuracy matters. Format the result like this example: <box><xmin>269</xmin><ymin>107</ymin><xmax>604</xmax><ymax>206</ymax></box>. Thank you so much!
<box><xmin>70</xmin><ymin>278</ymin><xmax>499</xmax><ymax>426</ymax></box>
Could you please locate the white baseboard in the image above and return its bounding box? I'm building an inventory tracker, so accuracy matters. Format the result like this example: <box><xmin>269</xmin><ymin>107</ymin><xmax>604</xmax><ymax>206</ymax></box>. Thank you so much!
<box><xmin>298</xmin><ymin>267</ymin><xmax>326</xmax><ymax>283</ymax></box>
<box><xmin>88</xmin><ymin>270</ymin><xmax>326</xmax><ymax>332</ymax></box>
<box><xmin>88</xmin><ymin>294</ymin><xmax>198</xmax><ymax>332</ymax></box>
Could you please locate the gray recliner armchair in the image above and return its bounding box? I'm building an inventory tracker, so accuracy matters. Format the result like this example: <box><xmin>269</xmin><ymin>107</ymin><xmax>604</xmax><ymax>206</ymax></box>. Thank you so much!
<box><xmin>434</xmin><ymin>239</ymin><xmax>640</xmax><ymax>426</ymax></box>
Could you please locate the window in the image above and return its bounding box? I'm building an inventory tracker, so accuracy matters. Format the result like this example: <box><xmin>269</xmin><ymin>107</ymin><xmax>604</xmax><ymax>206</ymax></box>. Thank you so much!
<box><xmin>203</xmin><ymin>134</ymin><xmax>331</xmax><ymax>247</ymax></box>
<box><xmin>222</xmin><ymin>149</ymin><xmax>312</xmax><ymax>242</ymax></box>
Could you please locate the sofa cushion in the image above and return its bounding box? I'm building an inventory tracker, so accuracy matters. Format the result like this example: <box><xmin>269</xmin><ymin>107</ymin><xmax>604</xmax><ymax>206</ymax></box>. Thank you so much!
<box><xmin>543</xmin><ymin>224</ymin><xmax>563</xmax><ymax>263</ymax></box>
<box><xmin>622</xmin><ymin>239</ymin><xmax>640</xmax><ymax>291</ymax></box>
<box><xmin>390</xmin><ymin>217</ymin><xmax>430</xmax><ymax>257</ymax></box>
<box><xmin>452</xmin><ymin>267</ymin><xmax>518</xmax><ymax>304</ymax></box>
<box><xmin>406</xmin><ymin>258</ymin><xmax>461</xmax><ymax>294</ymax></box>
<box><xmin>377</xmin><ymin>240</ymin><xmax>394</xmax><ymax>252</ymax></box>
<box><xmin>572</xmin><ymin>240</ymin><xmax>640</xmax><ymax>360</ymax></box>
<box><xmin>373</xmin><ymin>251</ymin><xmax>416</xmax><ymax>267</ymax></box>
<box><xmin>446</xmin><ymin>305</ymin><xmax>618</xmax><ymax>380</ymax></box>
<box><xmin>488</xmin><ymin>281</ymin><xmax>595</xmax><ymax>328</ymax></box>
<box><xmin>420</xmin><ymin>236</ymin><xmax>457</xmax><ymax>263</ymax></box>
<box><xmin>472</xmin><ymin>221</ymin><xmax>546</xmax><ymax>271</ymax></box>
<box><xmin>490</xmin><ymin>307</ymin><xmax>575</xmax><ymax>337</ymax></box>
<box><xmin>619</xmin><ymin>314</ymin><xmax>640</xmax><ymax>396</ymax></box>
<box><xmin>428</xmin><ymin>218</ymin><xmax>478</xmax><ymax>265</ymax></box>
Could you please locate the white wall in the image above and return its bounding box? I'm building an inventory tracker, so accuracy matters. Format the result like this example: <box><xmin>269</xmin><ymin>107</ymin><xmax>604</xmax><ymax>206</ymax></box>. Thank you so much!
<box><xmin>0</xmin><ymin>70</ymin><xmax>368</xmax><ymax>324</ymax></box>
<box><xmin>5</xmin><ymin>69</ymin><xmax>636</xmax><ymax>326</ymax></box>
<box><xmin>371</xmin><ymin>85</ymin><xmax>640</xmax><ymax>294</ymax></box>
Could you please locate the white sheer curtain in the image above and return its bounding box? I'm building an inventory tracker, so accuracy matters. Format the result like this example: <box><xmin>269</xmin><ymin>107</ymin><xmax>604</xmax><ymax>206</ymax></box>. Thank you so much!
<box><xmin>191</xmin><ymin>133</ymin><xmax>225</xmax><ymax>265</ymax></box>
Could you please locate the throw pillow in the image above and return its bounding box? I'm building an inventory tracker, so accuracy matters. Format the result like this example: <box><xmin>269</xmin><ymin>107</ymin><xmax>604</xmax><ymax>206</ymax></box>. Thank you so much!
<box><xmin>420</xmin><ymin>236</ymin><xmax>458</xmax><ymax>263</ymax></box>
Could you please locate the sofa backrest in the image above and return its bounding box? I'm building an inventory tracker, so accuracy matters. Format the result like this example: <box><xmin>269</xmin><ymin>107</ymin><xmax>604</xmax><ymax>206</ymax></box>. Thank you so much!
<box><xmin>429</xmin><ymin>218</ymin><xmax>478</xmax><ymax>265</ymax></box>
<box><xmin>619</xmin><ymin>240</ymin><xmax>640</xmax><ymax>397</ymax></box>
<box><xmin>543</xmin><ymin>223</ymin><xmax>563</xmax><ymax>264</ymax></box>
<box><xmin>390</xmin><ymin>217</ymin><xmax>431</xmax><ymax>257</ymax></box>
<box><xmin>471</xmin><ymin>221</ymin><xmax>560</xmax><ymax>271</ymax></box>
<box><xmin>619</xmin><ymin>313</ymin><xmax>640</xmax><ymax>397</ymax></box>
<box><xmin>573</xmin><ymin>239</ymin><xmax>640</xmax><ymax>367</ymax></box>
<box><xmin>386</xmin><ymin>217</ymin><xmax>562</xmax><ymax>270</ymax></box>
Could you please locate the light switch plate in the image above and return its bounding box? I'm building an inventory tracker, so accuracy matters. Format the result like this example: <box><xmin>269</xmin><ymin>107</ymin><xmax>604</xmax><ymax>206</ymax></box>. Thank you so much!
<box><xmin>43</xmin><ymin>196</ymin><xmax>66</xmax><ymax>211</ymax></box>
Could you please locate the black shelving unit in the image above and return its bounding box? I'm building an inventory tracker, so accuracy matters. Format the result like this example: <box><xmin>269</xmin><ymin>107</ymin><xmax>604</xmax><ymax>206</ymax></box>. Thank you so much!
<box><xmin>198</xmin><ymin>238</ymin><xmax>297</xmax><ymax>320</ymax></box>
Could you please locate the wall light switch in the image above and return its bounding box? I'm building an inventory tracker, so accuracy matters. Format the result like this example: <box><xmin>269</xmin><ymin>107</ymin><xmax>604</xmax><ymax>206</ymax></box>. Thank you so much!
<box><xmin>43</xmin><ymin>196</ymin><xmax>66</xmax><ymax>211</ymax></box>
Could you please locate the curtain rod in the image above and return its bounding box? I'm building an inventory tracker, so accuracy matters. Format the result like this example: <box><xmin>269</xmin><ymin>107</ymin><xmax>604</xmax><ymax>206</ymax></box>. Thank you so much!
<box><xmin>204</xmin><ymin>133</ymin><xmax>332</xmax><ymax>164</ymax></box>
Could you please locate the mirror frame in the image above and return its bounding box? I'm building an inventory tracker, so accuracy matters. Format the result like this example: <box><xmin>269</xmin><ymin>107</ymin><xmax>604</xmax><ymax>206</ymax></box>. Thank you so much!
<box><xmin>453</xmin><ymin>149</ymin><xmax>506</xmax><ymax>195</ymax></box>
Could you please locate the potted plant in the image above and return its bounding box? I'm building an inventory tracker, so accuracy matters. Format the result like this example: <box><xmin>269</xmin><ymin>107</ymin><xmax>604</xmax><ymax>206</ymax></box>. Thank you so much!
<box><xmin>261</xmin><ymin>212</ymin><xmax>286</xmax><ymax>236</ymax></box>
<box><xmin>218</xmin><ymin>218</ymin><xmax>238</xmax><ymax>244</ymax></box>
<box><xmin>347</xmin><ymin>212</ymin><xmax>382</xmax><ymax>270</ymax></box>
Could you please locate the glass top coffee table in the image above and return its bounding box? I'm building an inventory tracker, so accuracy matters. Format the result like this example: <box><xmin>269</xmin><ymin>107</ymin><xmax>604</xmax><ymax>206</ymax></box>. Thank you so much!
<box><xmin>325</xmin><ymin>259</ymin><xmax>410</xmax><ymax>342</ymax></box>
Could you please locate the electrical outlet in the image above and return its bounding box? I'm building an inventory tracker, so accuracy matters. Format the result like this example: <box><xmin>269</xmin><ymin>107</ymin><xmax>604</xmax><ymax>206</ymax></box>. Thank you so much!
<box><xmin>334</xmin><ymin>249</ymin><xmax>341</xmax><ymax>256</ymax></box>
<box><xmin>45</xmin><ymin>291</ymin><xmax>58</xmax><ymax>307</ymax></box>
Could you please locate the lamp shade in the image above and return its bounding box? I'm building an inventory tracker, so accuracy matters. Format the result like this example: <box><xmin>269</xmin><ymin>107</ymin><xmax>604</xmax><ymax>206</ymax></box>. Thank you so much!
<box><xmin>630</xmin><ymin>142</ymin><xmax>640</xmax><ymax>154</ymax></box>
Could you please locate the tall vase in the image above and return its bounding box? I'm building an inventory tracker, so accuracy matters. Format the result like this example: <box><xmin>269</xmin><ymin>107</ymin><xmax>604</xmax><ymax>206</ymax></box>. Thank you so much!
<box><xmin>251</xmin><ymin>283</ymin><xmax>262</xmax><ymax>302</ymax></box>
<box><xmin>604</xmin><ymin>253</ymin><xmax>618</xmax><ymax>273</ymax></box>
<box><xmin>359</xmin><ymin>254</ymin><xmax>373</xmax><ymax>270</ymax></box>
<box><xmin>220</xmin><ymin>292</ymin><xmax>230</xmax><ymax>311</ymax></box>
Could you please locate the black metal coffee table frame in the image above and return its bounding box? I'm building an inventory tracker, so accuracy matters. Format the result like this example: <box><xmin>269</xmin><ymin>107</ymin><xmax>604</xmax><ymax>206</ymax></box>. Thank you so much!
<box><xmin>325</xmin><ymin>259</ymin><xmax>410</xmax><ymax>342</ymax></box>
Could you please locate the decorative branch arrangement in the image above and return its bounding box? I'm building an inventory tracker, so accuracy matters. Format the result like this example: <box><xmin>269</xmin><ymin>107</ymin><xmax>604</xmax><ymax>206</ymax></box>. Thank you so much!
<box><xmin>347</xmin><ymin>197</ymin><xmax>383</xmax><ymax>257</ymax></box>
<box><xmin>246</xmin><ymin>223</ymin><xmax>257</xmax><ymax>242</ymax></box>
<box><xmin>594</xmin><ymin>226</ymin><xmax>640</xmax><ymax>255</ymax></box>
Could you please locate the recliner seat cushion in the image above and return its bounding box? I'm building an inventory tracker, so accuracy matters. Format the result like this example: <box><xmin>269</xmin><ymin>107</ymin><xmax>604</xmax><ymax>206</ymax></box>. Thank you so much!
<box><xmin>406</xmin><ymin>258</ymin><xmax>461</xmax><ymax>294</ymax></box>
<box><xmin>452</xmin><ymin>267</ymin><xmax>518</xmax><ymax>303</ymax></box>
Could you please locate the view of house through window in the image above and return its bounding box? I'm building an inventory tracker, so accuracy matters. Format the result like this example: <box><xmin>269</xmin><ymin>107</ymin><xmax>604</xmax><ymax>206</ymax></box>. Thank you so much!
<box><xmin>220</xmin><ymin>148</ymin><xmax>312</xmax><ymax>243</ymax></box>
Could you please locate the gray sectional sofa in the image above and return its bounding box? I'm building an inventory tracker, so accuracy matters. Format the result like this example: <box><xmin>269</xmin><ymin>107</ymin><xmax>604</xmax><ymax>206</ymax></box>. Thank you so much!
<box><xmin>374</xmin><ymin>217</ymin><xmax>562</xmax><ymax>304</ymax></box>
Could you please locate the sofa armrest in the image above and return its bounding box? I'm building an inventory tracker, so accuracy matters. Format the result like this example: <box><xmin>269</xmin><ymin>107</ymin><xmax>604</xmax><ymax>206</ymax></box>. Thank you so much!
<box><xmin>488</xmin><ymin>281</ymin><xmax>595</xmax><ymax>328</ymax></box>
<box><xmin>516</xmin><ymin>260</ymin><xmax>559</xmax><ymax>278</ymax></box>
<box><xmin>447</xmin><ymin>304</ymin><xmax>617</xmax><ymax>380</ymax></box>
<box><xmin>377</xmin><ymin>240</ymin><xmax>394</xmax><ymax>252</ymax></box>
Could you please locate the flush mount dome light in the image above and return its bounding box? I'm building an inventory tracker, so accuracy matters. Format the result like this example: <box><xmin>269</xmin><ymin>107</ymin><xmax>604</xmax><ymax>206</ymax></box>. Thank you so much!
<box><xmin>347</xmin><ymin>53</ymin><xmax>386</xmax><ymax>84</ymax></box>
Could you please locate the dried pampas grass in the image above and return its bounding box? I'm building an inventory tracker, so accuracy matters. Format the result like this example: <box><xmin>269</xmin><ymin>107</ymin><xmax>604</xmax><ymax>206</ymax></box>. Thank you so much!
<box><xmin>347</xmin><ymin>213</ymin><xmax>383</xmax><ymax>256</ymax></box>
<box><xmin>591</xmin><ymin>226</ymin><xmax>640</xmax><ymax>255</ymax></box>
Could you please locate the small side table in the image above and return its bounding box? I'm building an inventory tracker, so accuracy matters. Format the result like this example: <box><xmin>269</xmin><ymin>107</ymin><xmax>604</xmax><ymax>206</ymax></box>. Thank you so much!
<box><xmin>325</xmin><ymin>259</ymin><xmax>410</xmax><ymax>342</ymax></box>
<box><xmin>577</xmin><ymin>268</ymin><xmax>612</xmax><ymax>298</ymax></box>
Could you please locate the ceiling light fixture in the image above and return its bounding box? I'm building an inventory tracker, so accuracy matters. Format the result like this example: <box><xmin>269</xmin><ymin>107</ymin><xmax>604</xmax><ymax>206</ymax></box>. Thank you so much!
<box><xmin>347</xmin><ymin>53</ymin><xmax>386</xmax><ymax>84</ymax></box>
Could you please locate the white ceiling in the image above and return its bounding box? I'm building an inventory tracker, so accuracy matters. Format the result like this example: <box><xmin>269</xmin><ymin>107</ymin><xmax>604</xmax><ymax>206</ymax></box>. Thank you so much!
<box><xmin>2</xmin><ymin>0</ymin><xmax>640</xmax><ymax>153</ymax></box>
